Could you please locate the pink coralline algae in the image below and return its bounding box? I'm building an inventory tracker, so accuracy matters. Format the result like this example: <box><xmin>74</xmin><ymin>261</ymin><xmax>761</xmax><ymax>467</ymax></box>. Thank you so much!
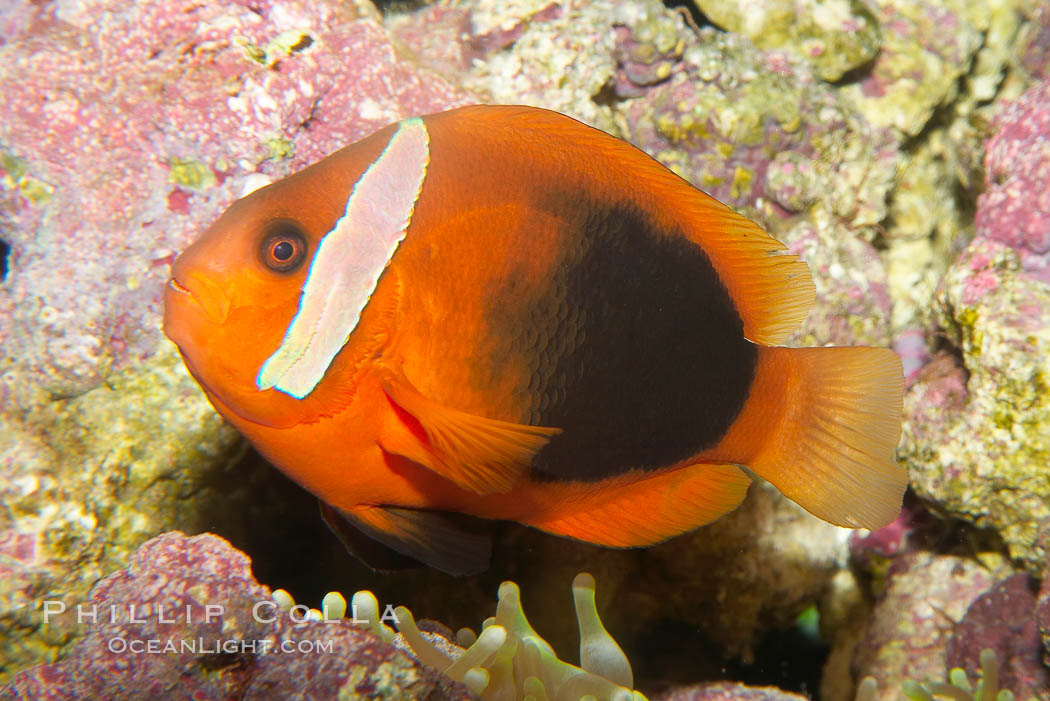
<box><xmin>899</xmin><ymin>231</ymin><xmax>1050</xmax><ymax>573</ymax></box>
<box><xmin>850</xmin><ymin>552</ymin><xmax>1012</xmax><ymax>700</ymax></box>
<box><xmin>0</xmin><ymin>0</ymin><xmax>471</xmax><ymax>402</ymax></box>
<box><xmin>0</xmin><ymin>532</ymin><xmax>472</xmax><ymax>701</ymax></box>
<box><xmin>1039</xmin><ymin>547</ymin><xmax>1050</xmax><ymax>665</ymax></box>
<box><xmin>946</xmin><ymin>573</ymin><xmax>1048</xmax><ymax>700</ymax></box>
<box><xmin>655</xmin><ymin>682</ymin><xmax>807</xmax><ymax>701</ymax></box>
<box><xmin>847</xmin><ymin>494</ymin><xmax>947</xmax><ymax>570</ymax></box>
<box><xmin>1021</xmin><ymin>4</ymin><xmax>1050</xmax><ymax>82</ymax></box>
<box><xmin>961</xmin><ymin>254</ymin><xmax>1003</xmax><ymax>306</ymax></box>
<box><xmin>892</xmin><ymin>328</ymin><xmax>932</xmax><ymax>387</ymax></box>
<box><xmin>850</xmin><ymin>557</ymin><xmax>1050</xmax><ymax>701</ymax></box>
<box><xmin>976</xmin><ymin>79</ymin><xmax>1050</xmax><ymax>284</ymax></box>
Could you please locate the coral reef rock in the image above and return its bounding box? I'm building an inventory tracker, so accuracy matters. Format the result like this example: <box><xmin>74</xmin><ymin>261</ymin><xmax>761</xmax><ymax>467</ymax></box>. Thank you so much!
<box><xmin>0</xmin><ymin>532</ymin><xmax>473</xmax><ymax>701</ymax></box>
<box><xmin>0</xmin><ymin>0</ymin><xmax>468</xmax><ymax>404</ymax></box>
<box><xmin>902</xmin><ymin>85</ymin><xmax>1050</xmax><ymax>569</ymax></box>
<box><xmin>1038</xmin><ymin>549</ymin><xmax>1050</xmax><ymax>667</ymax></box>
<box><xmin>0</xmin><ymin>346</ymin><xmax>239</xmax><ymax>681</ymax></box>
<box><xmin>875</xmin><ymin>0</ymin><xmax>1027</xmax><ymax>334</ymax></box>
<box><xmin>0</xmin><ymin>0</ymin><xmax>470</xmax><ymax>680</ymax></box>
<box><xmin>618</xmin><ymin>18</ymin><xmax>898</xmax><ymax>227</ymax></box>
<box><xmin>849</xmin><ymin>552</ymin><xmax>1012</xmax><ymax>701</ymax></box>
<box><xmin>1020</xmin><ymin>4</ymin><xmax>1050</xmax><ymax>82</ymax></box>
<box><xmin>655</xmin><ymin>681</ymin><xmax>808</xmax><ymax>701</ymax></box>
<box><xmin>840</xmin><ymin>0</ymin><xmax>986</xmax><ymax>137</ymax></box>
<box><xmin>946</xmin><ymin>573</ymin><xmax>1048</xmax><ymax>700</ymax></box>
<box><xmin>901</xmin><ymin>78</ymin><xmax>1050</xmax><ymax>576</ymax></box>
<box><xmin>976</xmin><ymin>78</ymin><xmax>1050</xmax><ymax>284</ymax></box>
<box><xmin>779</xmin><ymin>215</ymin><xmax>892</xmax><ymax>348</ymax></box>
<box><xmin>690</xmin><ymin>0</ymin><xmax>881</xmax><ymax>82</ymax></box>
<box><xmin>639</xmin><ymin>483</ymin><xmax>850</xmax><ymax>663</ymax></box>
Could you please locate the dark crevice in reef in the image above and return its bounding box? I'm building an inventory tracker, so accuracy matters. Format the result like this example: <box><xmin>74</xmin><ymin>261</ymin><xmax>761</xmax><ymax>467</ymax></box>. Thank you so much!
<box><xmin>373</xmin><ymin>0</ymin><xmax>430</xmax><ymax>15</ymax></box>
<box><xmin>662</xmin><ymin>0</ymin><xmax>713</xmax><ymax>31</ymax></box>
<box><xmin>726</xmin><ymin>623</ymin><xmax>829</xmax><ymax>698</ymax></box>
<box><xmin>630</xmin><ymin>619</ymin><xmax>726</xmax><ymax>694</ymax></box>
<box><xmin>188</xmin><ymin>446</ymin><xmax>358</xmax><ymax>603</ymax></box>
<box><xmin>831</xmin><ymin>53</ymin><xmax>879</xmax><ymax>86</ymax></box>
<box><xmin>630</xmin><ymin>616</ymin><xmax>829</xmax><ymax>698</ymax></box>
<box><xmin>0</xmin><ymin>238</ymin><xmax>9</xmax><ymax>281</ymax></box>
<box><xmin>926</xmin><ymin>333</ymin><xmax>972</xmax><ymax>394</ymax></box>
<box><xmin>190</xmin><ymin>447</ymin><xmax>497</xmax><ymax>634</ymax></box>
<box><xmin>592</xmin><ymin>80</ymin><xmax>623</xmax><ymax>109</ymax></box>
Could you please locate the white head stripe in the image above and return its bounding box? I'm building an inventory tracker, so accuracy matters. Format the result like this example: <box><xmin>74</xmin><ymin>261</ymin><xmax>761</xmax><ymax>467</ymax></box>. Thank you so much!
<box><xmin>256</xmin><ymin>118</ymin><xmax>430</xmax><ymax>398</ymax></box>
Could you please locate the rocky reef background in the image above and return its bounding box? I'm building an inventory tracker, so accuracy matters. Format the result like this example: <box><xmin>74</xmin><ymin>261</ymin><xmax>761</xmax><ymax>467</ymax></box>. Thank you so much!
<box><xmin>1</xmin><ymin>0</ymin><xmax>1050</xmax><ymax>698</ymax></box>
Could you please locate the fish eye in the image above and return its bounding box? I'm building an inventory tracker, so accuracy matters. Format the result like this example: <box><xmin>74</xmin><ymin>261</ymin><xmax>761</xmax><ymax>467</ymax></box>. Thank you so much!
<box><xmin>259</xmin><ymin>221</ymin><xmax>308</xmax><ymax>274</ymax></box>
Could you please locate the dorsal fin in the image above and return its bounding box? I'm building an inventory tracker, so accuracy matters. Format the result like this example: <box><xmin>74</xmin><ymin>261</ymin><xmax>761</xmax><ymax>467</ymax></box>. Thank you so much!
<box><xmin>667</xmin><ymin>197</ymin><xmax>815</xmax><ymax>345</ymax></box>
<box><xmin>436</xmin><ymin>105</ymin><xmax>815</xmax><ymax>345</ymax></box>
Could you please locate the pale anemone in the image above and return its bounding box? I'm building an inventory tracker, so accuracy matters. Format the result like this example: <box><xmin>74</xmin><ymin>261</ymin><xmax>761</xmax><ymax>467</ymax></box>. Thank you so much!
<box><xmin>292</xmin><ymin>573</ymin><xmax>647</xmax><ymax>701</ymax></box>
<box><xmin>854</xmin><ymin>649</ymin><xmax>1038</xmax><ymax>701</ymax></box>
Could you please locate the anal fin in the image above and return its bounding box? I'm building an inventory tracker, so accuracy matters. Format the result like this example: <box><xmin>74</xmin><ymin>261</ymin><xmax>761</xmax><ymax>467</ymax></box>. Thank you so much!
<box><xmin>379</xmin><ymin>372</ymin><xmax>560</xmax><ymax>495</ymax></box>
<box><xmin>323</xmin><ymin>500</ymin><xmax>493</xmax><ymax>576</ymax></box>
<box><xmin>525</xmin><ymin>463</ymin><xmax>752</xmax><ymax>547</ymax></box>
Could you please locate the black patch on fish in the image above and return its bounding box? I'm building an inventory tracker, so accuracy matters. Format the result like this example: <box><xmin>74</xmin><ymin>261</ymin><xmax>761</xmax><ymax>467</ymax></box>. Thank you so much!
<box><xmin>525</xmin><ymin>202</ymin><xmax>758</xmax><ymax>481</ymax></box>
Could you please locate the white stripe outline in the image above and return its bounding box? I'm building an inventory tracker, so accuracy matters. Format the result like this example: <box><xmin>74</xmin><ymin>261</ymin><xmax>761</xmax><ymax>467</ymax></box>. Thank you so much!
<box><xmin>257</xmin><ymin>118</ymin><xmax>430</xmax><ymax>398</ymax></box>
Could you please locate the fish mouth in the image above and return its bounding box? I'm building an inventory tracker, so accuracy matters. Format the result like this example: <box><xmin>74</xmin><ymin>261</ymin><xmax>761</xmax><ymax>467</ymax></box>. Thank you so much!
<box><xmin>164</xmin><ymin>272</ymin><xmax>232</xmax><ymax>325</ymax></box>
<box><xmin>167</xmin><ymin>278</ymin><xmax>192</xmax><ymax>297</ymax></box>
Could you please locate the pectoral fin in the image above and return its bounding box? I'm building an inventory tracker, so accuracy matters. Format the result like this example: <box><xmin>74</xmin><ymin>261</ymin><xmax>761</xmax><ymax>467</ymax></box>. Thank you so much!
<box><xmin>379</xmin><ymin>372</ymin><xmax>560</xmax><ymax>495</ymax></box>
<box><xmin>323</xmin><ymin>500</ymin><xmax>493</xmax><ymax>576</ymax></box>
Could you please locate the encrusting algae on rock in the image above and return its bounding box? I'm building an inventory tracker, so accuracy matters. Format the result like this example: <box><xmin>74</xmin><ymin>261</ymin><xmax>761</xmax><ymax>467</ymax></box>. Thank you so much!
<box><xmin>689</xmin><ymin>0</ymin><xmax>882</xmax><ymax>82</ymax></box>
<box><xmin>900</xmin><ymin>79</ymin><xmax>1050</xmax><ymax>574</ymax></box>
<box><xmin>1</xmin><ymin>533</ymin><xmax>648</xmax><ymax>699</ymax></box>
<box><xmin>8</xmin><ymin>0</ymin><xmax>1050</xmax><ymax>695</ymax></box>
<box><xmin>855</xmin><ymin>649</ymin><xmax>1040</xmax><ymax>701</ymax></box>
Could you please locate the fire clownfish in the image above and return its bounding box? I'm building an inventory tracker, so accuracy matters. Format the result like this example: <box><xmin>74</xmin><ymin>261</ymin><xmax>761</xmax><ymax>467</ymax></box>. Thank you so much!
<box><xmin>163</xmin><ymin>105</ymin><xmax>906</xmax><ymax>576</ymax></box>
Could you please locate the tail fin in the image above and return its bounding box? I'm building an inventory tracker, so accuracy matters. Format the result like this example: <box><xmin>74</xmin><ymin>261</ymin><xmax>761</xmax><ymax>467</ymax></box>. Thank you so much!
<box><xmin>747</xmin><ymin>346</ymin><xmax>906</xmax><ymax>529</ymax></box>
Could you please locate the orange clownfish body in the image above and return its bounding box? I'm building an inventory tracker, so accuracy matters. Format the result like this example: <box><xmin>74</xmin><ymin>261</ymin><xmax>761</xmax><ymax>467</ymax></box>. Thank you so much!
<box><xmin>163</xmin><ymin>105</ymin><xmax>906</xmax><ymax>575</ymax></box>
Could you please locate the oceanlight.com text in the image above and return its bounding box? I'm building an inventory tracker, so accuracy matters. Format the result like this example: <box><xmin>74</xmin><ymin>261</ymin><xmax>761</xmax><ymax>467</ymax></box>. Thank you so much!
<box><xmin>106</xmin><ymin>637</ymin><xmax>335</xmax><ymax>655</ymax></box>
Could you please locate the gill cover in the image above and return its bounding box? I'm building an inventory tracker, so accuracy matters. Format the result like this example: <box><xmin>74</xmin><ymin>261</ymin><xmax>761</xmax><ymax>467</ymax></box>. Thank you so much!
<box><xmin>257</xmin><ymin>118</ymin><xmax>430</xmax><ymax>398</ymax></box>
